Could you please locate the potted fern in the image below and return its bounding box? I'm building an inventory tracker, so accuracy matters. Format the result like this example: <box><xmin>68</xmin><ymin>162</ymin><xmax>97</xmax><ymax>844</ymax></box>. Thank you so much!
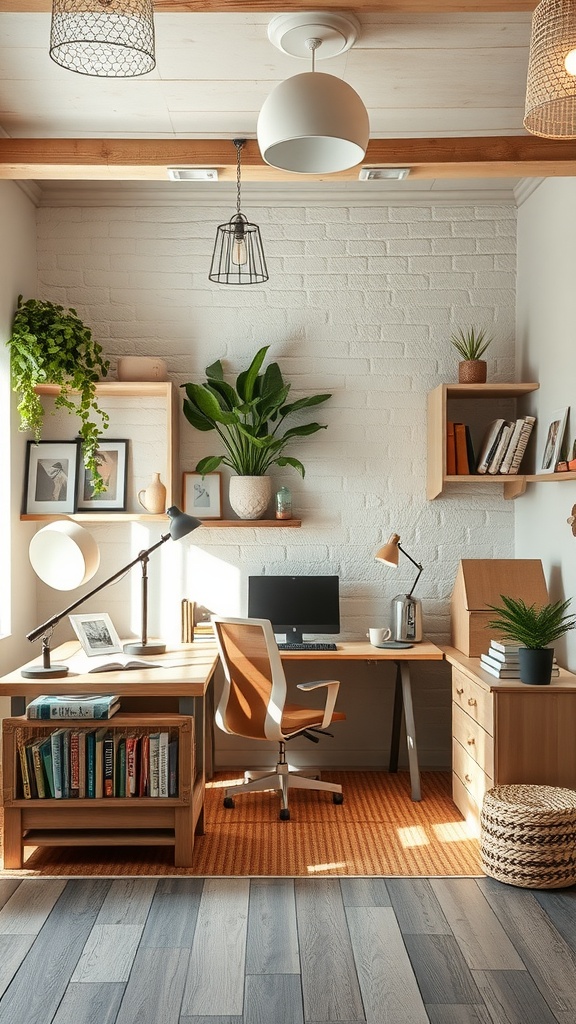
<box><xmin>487</xmin><ymin>596</ymin><xmax>576</xmax><ymax>685</ymax></box>
<box><xmin>451</xmin><ymin>327</ymin><xmax>493</xmax><ymax>384</ymax></box>
<box><xmin>181</xmin><ymin>345</ymin><xmax>331</xmax><ymax>519</ymax></box>
<box><xmin>8</xmin><ymin>296</ymin><xmax>110</xmax><ymax>492</ymax></box>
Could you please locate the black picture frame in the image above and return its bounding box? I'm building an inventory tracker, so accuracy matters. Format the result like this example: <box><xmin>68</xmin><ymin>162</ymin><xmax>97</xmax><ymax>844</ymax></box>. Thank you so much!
<box><xmin>23</xmin><ymin>440</ymin><xmax>80</xmax><ymax>515</ymax></box>
<box><xmin>75</xmin><ymin>439</ymin><xmax>129</xmax><ymax>511</ymax></box>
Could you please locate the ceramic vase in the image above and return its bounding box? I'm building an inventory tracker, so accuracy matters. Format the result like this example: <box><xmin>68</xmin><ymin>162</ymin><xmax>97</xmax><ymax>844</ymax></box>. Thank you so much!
<box><xmin>138</xmin><ymin>472</ymin><xmax>167</xmax><ymax>515</ymax></box>
<box><xmin>229</xmin><ymin>476</ymin><xmax>272</xmax><ymax>520</ymax></box>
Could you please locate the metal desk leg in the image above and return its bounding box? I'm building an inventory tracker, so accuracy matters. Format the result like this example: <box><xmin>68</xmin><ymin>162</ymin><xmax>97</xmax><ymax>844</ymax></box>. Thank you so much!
<box><xmin>399</xmin><ymin>662</ymin><xmax>421</xmax><ymax>802</ymax></box>
<box><xmin>388</xmin><ymin>664</ymin><xmax>403</xmax><ymax>774</ymax></box>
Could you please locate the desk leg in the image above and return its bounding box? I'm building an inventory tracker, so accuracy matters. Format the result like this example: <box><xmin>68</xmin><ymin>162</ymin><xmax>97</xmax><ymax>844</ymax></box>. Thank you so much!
<box><xmin>10</xmin><ymin>697</ymin><xmax>26</xmax><ymax>717</ymax></box>
<box><xmin>399</xmin><ymin>662</ymin><xmax>421</xmax><ymax>802</ymax></box>
<box><xmin>389</xmin><ymin>665</ymin><xmax>403</xmax><ymax>774</ymax></box>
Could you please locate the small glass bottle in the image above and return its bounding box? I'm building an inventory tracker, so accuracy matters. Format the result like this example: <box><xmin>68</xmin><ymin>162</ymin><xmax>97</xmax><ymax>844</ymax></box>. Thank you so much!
<box><xmin>275</xmin><ymin>485</ymin><xmax>292</xmax><ymax>520</ymax></box>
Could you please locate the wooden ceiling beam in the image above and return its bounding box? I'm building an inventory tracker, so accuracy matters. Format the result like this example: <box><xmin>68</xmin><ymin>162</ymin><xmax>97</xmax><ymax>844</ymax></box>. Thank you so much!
<box><xmin>0</xmin><ymin>137</ymin><xmax>574</xmax><ymax>181</ymax></box>
<box><xmin>0</xmin><ymin>2</ymin><xmax>540</xmax><ymax>14</ymax></box>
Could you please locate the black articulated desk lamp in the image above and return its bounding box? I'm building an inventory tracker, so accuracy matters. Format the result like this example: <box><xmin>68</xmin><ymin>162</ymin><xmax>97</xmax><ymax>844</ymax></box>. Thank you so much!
<box><xmin>375</xmin><ymin>532</ymin><xmax>423</xmax><ymax>643</ymax></box>
<box><xmin>24</xmin><ymin>506</ymin><xmax>203</xmax><ymax>679</ymax></box>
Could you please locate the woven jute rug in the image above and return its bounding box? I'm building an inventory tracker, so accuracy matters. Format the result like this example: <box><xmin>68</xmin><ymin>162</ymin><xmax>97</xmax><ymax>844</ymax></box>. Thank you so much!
<box><xmin>0</xmin><ymin>770</ymin><xmax>481</xmax><ymax>877</ymax></box>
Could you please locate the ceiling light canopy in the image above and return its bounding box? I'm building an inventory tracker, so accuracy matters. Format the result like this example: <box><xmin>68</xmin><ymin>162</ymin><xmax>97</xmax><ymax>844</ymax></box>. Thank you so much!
<box><xmin>257</xmin><ymin>12</ymin><xmax>370</xmax><ymax>175</ymax></box>
<box><xmin>50</xmin><ymin>0</ymin><xmax>156</xmax><ymax>78</ymax></box>
<box><xmin>525</xmin><ymin>0</ymin><xmax>576</xmax><ymax>138</ymax></box>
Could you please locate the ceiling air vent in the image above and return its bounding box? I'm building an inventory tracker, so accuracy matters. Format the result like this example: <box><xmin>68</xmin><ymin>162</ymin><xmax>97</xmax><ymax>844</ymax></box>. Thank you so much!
<box><xmin>167</xmin><ymin>168</ymin><xmax>218</xmax><ymax>181</ymax></box>
<box><xmin>359</xmin><ymin>167</ymin><xmax>410</xmax><ymax>181</ymax></box>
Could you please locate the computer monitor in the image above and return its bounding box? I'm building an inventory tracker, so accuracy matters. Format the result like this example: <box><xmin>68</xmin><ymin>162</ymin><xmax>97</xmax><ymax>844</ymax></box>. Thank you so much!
<box><xmin>247</xmin><ymin>574</ymin><xmax>340</xmax><ymax>644</ymax></box>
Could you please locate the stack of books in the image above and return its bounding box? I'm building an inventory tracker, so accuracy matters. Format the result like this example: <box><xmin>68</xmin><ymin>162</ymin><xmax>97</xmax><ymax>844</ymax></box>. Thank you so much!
<box><xmin>476</xmin><ymin>416</ymin><xmax>536</xmax><ymax>476</ymax></box>
<box><xmin>480</xmin><ymin>640</ymin><xmax>559</xmax><ymax>678</ymax></box>
<box><xmin>16</xmin><ymin>725</ymin><xmax>178</xmax><ymax>800</ymax></box>
<box><xmin>26</xmin><ymin>694</ymin><xmax>120</xmax><ymax>720</ymax></box>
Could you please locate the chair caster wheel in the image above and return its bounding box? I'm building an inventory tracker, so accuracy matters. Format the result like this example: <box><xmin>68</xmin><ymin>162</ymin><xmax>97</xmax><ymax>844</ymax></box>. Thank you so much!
<box><xmin>333</xmin><ymin>792</ymin><xmax>344</xmax><ymax>804</ymax></box>
<box><xmin>279</xmin><ymin>808</ymin><xmax>290</xmax><ymax>821</ymax></box>
<box><xmin>224</xmin><ymin>796</ymin><xmax>235</xmax><ymax>809</ymax></box>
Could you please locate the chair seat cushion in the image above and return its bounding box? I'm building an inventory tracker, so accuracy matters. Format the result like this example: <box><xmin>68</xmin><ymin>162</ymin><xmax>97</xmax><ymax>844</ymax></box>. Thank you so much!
<box><xmin>281</xmin><ymin>702</ymin><xmax>346</xmax><ymax>734</ymax></box>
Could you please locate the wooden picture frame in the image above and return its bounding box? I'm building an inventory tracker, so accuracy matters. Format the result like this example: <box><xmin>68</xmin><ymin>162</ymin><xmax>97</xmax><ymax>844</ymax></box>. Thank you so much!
<box><xmin>182</xmin><ymin>472</ymin><xmax>222</xmax><ymax>519</ymax></box>
<box><xmin>23</xmin><ymin>440</ymin><xmax>80</xmax><ymax>515</ymax></box>
<box><xmin>76</xmin><ymin>439</ymin><xmax>129</xmax><ymax>511</ymax></box>
<box><xmin>539</xmin><ymin>408</ymin><xmax>568</xmax><ymax>474</ymax></box>
<box><xmin>69</xmin><ymin>612</ymin><xmax>123</xmax><ymax>656</ymax></box>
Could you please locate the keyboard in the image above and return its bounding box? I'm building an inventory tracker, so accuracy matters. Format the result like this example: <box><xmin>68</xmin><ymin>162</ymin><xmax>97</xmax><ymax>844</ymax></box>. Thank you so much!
<box><xmin>277</xmin><ymin>642</ymin><xmax>338</xmax><ymax>651</ymax></box>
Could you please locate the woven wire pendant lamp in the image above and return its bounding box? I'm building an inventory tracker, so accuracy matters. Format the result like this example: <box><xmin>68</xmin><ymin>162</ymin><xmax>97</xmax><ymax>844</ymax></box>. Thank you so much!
<box><xmin>209</xmin><ymin>140</ymin><xmax>268</xmax><ymax>286</ymax></box>
<box><xmin>50</xmin><ymin>0</ymin><xmax>155</xmax><ymax>77</ymax></box>
<box><xmin>524</xmin><ymin>0</ymin><xmax>576</xmax><ymax>137</ymax></box>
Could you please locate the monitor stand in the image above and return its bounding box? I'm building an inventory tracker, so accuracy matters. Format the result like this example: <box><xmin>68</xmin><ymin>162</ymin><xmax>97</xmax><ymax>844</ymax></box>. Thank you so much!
<box><xmin>284</xmin><ymin>629</ymin><xmax>305</xmax><ymax>644</ymax></box>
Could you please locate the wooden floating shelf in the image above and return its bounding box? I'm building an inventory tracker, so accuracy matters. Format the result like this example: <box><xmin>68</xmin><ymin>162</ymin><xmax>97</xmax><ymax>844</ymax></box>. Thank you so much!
<box><xmin>198</xmin><ymin>519</ymin><xmax>302</xmax><ymax>528</ymax></box>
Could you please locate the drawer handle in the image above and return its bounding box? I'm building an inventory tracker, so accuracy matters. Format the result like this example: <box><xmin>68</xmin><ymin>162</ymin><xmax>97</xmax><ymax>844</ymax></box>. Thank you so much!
<box><xmin>465</xmin><ymin>773</ymin><xmax>472</xmax><ymax>783</ymax></box>
<box><xmin>456</xmin><ymin>687</ymin><xmax>464</xmax><ymax>695</ymax></box>
<box><xmin>467</xmin><ymin>737</ymin><xmax>475</xmax><ymax>745</ymax></box>
<box><xmin>467</xmin><ymin>697</ymin><xmax>477</xmax><ymax>707</ymax></box>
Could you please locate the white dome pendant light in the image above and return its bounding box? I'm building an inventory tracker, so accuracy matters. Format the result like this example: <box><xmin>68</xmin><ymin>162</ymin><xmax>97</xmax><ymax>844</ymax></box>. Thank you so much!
<box><xmin>257</xmin><ymin>12</ymin><xmax>370</xmax><ymax>174</ymax></box>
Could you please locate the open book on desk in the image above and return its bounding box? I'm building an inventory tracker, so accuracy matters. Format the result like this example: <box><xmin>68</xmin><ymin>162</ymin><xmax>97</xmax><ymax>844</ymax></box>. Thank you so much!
<box><xmin>67</xmin><ymin>653</ymin><xmax>161</xmax><ymax>674</ymax></box>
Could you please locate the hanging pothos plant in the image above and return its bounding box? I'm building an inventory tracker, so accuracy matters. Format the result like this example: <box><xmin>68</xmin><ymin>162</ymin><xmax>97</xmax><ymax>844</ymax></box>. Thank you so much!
<box><xmin>7</xmin><ymin>295</ymin><xmax>110</xmax><ymax>492</ymax></box>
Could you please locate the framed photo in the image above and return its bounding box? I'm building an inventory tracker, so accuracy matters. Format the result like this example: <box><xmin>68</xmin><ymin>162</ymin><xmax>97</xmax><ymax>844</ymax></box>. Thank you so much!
<box><xmin>76</xmin><ymin>439</ymin><xmax>129</xmax><ymax>511</ymax></box>
<box><xmin>182</xmin><ymin>472</ymin><xmax>222</xmax><ymax>519</ymax></box>
<box><xmin>69</xmin><ymin>612</ymin><xmax>122</xmax><ymax>656</ymax></box>
<box><xmin>539</xmin><ymin>408</ymin><xmax>569</xmax><ymax>473</ymax></box>
<box><xmin>23</xmin><ymin>440</ymin><xmax>80</xmax><ymax>515</ymax></box>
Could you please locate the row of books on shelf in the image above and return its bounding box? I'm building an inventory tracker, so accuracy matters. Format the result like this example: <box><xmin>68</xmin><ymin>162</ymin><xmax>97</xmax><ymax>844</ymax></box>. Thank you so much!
<box><xmin>480</xmin><ymin>639</ymin><xmax>559</xmax><ymax>679</ymax></box>
<box><xmin>447</xmin><ymin>416</ymin><xmax>535</xmax><ymax>476</ymax></box>
<box><xmin>16</xmin><ymin>726</ymin><xmax>178</xmax><ymax>800</ymax></box>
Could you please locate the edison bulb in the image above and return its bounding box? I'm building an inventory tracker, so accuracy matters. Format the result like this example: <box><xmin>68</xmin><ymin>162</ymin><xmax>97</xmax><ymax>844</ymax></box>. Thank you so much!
<box><xmin>232</xmin><ymin>235</ymin><xmax>247</xmax><ymax>266</ymax></box>
<box><xmin>564</xmin><ymin>48</ymin><xmax>576</xmax><ymax>75</ymax></box>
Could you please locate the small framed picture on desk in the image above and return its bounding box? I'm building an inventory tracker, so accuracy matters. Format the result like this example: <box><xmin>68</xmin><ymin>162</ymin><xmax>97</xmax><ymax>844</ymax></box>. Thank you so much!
<box><xmin>69</xmin><ymin>612</ymin><xmax>122</xmax><ymax>656</ymax></box>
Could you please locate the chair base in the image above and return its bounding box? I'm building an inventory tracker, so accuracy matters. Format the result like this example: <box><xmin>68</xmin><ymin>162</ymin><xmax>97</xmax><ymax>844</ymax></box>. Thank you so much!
<box><xmin>224</xmin><ymin>760</ymin><xmax>343</xmax><ymax>818</ymax></box>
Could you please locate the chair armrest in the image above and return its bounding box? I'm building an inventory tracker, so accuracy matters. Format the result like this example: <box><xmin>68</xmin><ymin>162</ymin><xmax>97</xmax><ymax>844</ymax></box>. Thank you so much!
<box><xmin>297</xmin><ymin>679</ymin><xmax>340</xmax><ymax>730</ymax></box>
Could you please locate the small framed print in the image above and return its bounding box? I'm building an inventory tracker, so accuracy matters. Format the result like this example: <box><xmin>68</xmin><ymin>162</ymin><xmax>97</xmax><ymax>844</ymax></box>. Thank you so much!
<box><xmin>69</xmin><ymin>612</ymin><xmax>122</xmax><ymax>657</ymax></box>
<box><xmin>76</xmin><ymin>439</ymin><xmax>129</xmax><ymax>511</ymax></box>
<box><xmin>182</xmin><ymin>472</ymin><xmax>222</xmax><ymax>519</ymax></box>
<box><xmin>539</xmin><ymin>408</ymin><xmax>569</xmax><ymax>473</ymax></box>
<box><xmin>24</xmin><ymin>440</ymin><xmax>80</xmax><ymax>515</ymax></box>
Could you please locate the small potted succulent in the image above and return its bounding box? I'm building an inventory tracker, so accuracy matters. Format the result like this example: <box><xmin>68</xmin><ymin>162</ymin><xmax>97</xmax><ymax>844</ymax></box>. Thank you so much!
<box><xmin>8</xmin><ymin>295</ymin><xmax>110</xmax><ymax>492</ymax></box>
<box><xmin>451</xmin><ymin>327</ymin><xmax>493</xmax><ymax>384</ymax></box>
<box><xmin>488</xmin><ymin>595</ymin><xmax>576</xmax><ymax>685</ymax></box>
<box><xmin>181</xmin><ymin>345</ymin><xmax>331</xmax><ymax>519</ymax></box>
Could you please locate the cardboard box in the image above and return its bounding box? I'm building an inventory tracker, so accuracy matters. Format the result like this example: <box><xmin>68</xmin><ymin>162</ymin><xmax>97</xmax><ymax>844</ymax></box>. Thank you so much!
<box><xmin>450</xmin><ymin>559</ymin><xmax>549</xmax><ymax>657</ymax></box>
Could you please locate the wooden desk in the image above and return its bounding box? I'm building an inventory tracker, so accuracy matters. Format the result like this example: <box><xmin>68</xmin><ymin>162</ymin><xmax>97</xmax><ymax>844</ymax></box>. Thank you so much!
<box><xmin>0</xmin><ymin>640</ymin><xmax>219</xmax><ymax>868</ymax></box>
<box><xmin>279</xmin><ymin>640</ymin><xmax>445</xmax><ymax>802</ymax></box>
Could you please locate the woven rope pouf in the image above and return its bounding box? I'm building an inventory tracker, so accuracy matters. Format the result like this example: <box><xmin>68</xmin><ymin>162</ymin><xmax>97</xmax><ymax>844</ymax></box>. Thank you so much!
<box><xmin>480</xmin><ymin>785</ymin><xmax>576</xmax><ymax>889</ymax></box>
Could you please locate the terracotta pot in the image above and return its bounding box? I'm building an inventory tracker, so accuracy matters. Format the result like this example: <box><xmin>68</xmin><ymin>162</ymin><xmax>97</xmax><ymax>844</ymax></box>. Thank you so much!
<box><xmin>458</xmin><ymin>359</ymin><xmax>487</xmax><ymax>384</ymax></box>
<box><xmin>229</xmin><ymin>476</ymin><xmax>272</xmax><ymax>520</ymax></box>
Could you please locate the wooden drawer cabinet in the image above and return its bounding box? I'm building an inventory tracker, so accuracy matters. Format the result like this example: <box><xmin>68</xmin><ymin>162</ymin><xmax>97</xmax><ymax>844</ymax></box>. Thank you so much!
<box><xmin>445</xmin><ymin>648</ymin><xmax>576</xmax><ymax>827</ymax></box>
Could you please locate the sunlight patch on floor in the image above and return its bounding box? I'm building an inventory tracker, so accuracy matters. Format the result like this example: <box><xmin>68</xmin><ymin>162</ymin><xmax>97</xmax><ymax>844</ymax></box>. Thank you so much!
<box><xmin>307</xmin><ymin>862</ymin><xmax>348</xmax><ymax>873</ymax></box>
<box><xmin>433</xmin><ymin>819</ymin><xmax>479</xmax><ymax>842</ymax></box>
<box><xmin>396</xmin><ymin>825</ymin><xmax>429</xmax><ymax>848</ymax></box>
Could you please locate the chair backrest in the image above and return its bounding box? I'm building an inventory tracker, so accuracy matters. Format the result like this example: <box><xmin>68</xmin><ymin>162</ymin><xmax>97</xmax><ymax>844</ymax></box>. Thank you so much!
<box><xmin>212</xmin><ymin>616</ymin><xmax>287</xmax><ymax>742</ymax></box>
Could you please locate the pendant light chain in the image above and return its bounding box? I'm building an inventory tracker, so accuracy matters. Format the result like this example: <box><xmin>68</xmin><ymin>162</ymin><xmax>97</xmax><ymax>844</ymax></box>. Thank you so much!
<box><xmin>234</xmin><ymin>139</ymin><xmax>243</xmax><ymax>217</ymax></box>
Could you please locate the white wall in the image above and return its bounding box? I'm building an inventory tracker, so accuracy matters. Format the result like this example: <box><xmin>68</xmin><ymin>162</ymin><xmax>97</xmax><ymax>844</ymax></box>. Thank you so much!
<box><xmin>0</xmin><ymin>181</ymin><xmax>38</xmax><ymax>689</ymax></box>
<box><xmin>516</xmin><ymin>178</ymin><xmax>576</xmax><ymax>671</ymax></box>
<box><xmin>25</xmin><ymin>193</ymin><xmax>517</xmax><ymax>768</ymax></box>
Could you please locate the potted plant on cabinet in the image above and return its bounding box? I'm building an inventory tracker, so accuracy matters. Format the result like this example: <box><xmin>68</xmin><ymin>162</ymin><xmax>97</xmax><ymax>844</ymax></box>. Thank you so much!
<box><xmin>487</xmin><ymin>595</ymin><xmax>576</xmax><ymax>685</ymax></box>
<box><xmin>450</xmin><ymin>326</ymin><xmax>493</xmax><ymax>383</ymax></box>
<box><xmin>8</xmin><ymin>295</ymin><xmax>110</xmax><ymax>492</ymax></box>
<box><xmin>181</xmin><ymin>345</ymin><xmax>331</xmax><ymax>519</ymax></box>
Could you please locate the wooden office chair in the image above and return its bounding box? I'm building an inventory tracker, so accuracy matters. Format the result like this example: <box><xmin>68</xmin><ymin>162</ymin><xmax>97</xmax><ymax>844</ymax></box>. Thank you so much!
<box><xmin>212</xmin><ymin>616</ymin><xmax>346</xmax><ymax>820</ymax></box>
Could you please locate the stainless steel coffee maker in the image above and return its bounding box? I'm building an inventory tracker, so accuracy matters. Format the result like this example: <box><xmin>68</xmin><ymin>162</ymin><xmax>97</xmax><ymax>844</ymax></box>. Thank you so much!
<box><xmin>375</xmin><ymin>532</ymin><xmax>423</xmax><ymax>643</ymax></box>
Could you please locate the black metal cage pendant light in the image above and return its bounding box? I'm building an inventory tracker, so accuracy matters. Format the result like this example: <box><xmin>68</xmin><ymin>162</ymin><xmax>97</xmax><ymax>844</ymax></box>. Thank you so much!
<box><xmin>50</xmin><ymin>0</ymin><xmax>156</xmax><ymax>78</ymax></box>
<box><xmin>209</xmin><ymin>140</ymin><xmax>268</xmax><ymax>285</ymax></box>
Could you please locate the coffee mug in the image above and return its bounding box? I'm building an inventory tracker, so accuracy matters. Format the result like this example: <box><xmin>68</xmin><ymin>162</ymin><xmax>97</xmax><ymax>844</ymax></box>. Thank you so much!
<box><xmin>367</xmin><ymin>627</ymin><xmax>392</xmax><ymax>646</ymax></box>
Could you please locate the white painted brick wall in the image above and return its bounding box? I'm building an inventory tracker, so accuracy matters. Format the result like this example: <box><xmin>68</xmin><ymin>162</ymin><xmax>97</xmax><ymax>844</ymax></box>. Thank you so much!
<box><xmin>35</xmin><ymin>199</ymin><xmax>517</xmax><ymax>768</ymax></box>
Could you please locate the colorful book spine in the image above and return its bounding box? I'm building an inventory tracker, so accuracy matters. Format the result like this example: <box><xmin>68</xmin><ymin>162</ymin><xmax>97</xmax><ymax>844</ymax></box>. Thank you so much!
<box><xmin>103</xmin><ymin>731</ymin><xmax>114</xmax><ymax>797</ymax></box>
<box><xmin>149</xmin><ymin>733</ymin><xmax>160</xmax><ymax>798</ymax></box>
<box><xmin>30</xmin><ymin>739</ymin><xmax>46</xmax><ymax>799</ymax></box>
<box><xmin>139</xmin><ymin>734</ymin><xmax>150</xmax><ymax>797</ymax></box>
<box><xmin>159</xmin><ymin>732</ymin><xmax>169</xmax><ymax>798</ymax></box>
<box><xmin>507</xmin><ymin>416</ymin><xmax>536</xmax><ymax>475</ymax></box>
<box><xmin>51</xmin><ymin>729</ymin><xmax>65</xmax><ymax>799</ymax></box>
<box><xmin>27</xmin><ymin>697</ymin><xmax>120</xmax><ymax>720</ymax></box>
<box><xmin>70</xmin><ymin>731</ymin><xmax>80</xmax><ymax>798</ymax></box>
<box><xmin>78</xmin><ymin>731</ymin><xmax>86</xmax><ymax>799</ymax></box>
<box><xmin>16</xmin><ymin>729</ymin><xmax>32</xmax><ymax>800</ymax></box>
<box><xmin>116</xmin><ymin>737</ymin><xmax>127</xmax><ymax>797</ymax></box>
<box><xmin>86</xmin><ymin>730</ymin><xmax>96</xmax><ymax>798</ymax></box>
<box><xmin>168</xmin><ymin>738</ymin><xmax>178</xmax><ymax>798</ymax></box>
<box><xmin>126</xmin><ymin>736</ymin><xmax>139</xmax><ymax>797</ymax></box>
<box><xmin>40</xmin><ymin>738</ymin><xmax>55</xmax><ymax>798</ymax></box>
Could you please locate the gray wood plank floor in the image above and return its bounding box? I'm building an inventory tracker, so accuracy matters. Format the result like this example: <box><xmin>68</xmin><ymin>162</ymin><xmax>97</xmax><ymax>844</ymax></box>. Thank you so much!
<box><xmin>0</xmin><ymin>876</ymin><xmax>574</xmax><ymax>1024</ymax></box>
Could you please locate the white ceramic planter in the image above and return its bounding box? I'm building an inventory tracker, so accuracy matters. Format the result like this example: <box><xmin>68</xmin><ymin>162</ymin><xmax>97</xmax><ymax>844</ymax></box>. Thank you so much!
<box><xmin>229</xmin><ymin>476</ymin><xmax>272</xmax><ymax>520</ymax></box>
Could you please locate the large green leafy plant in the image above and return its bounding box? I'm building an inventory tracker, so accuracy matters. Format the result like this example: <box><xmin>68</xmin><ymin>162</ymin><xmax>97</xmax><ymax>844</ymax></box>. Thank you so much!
<box><xmin>8</xmin><ymin>296</ymin><xmax>110</xmax><ymax>491</ymax></box>
<box><xmin>488</xmin><ymin>596</ymin><xmax>576</xmax><ymax>649</ymax></box>
<box><xmin>182</xmin><ymin>345</ymin><xmax>331</xmax><ymax>477</ymax></box>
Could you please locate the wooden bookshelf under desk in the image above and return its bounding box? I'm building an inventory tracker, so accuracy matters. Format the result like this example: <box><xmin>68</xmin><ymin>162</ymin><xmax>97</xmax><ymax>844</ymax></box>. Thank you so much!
<box><xmin>0</xmin><ymin>641</ymin><xmax>219</xmax><ymax>869</ymax></box>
